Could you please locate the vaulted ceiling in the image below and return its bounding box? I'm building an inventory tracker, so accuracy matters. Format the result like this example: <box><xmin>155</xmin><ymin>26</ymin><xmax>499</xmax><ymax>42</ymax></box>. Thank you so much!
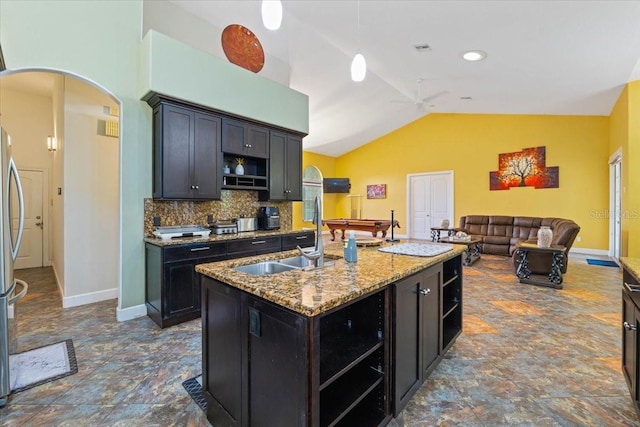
<box><xmin>168</xmin><ymin>1</ymin><xmax>640</xmax><ymax>157</ymax></box>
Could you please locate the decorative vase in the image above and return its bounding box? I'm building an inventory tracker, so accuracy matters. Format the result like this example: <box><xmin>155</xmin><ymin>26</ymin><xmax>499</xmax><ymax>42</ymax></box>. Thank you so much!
<box><xmin>537</xmin><ymin>226</ymin><xmax>553</xmax><ymax>248</ymax></box>
<box><xmin>440</xmin><ymin>219</ymin><xmax>450</xmax><ymax>228</ymax></box>
<box><xmin>235</xmin><ymin>164</ymin><xmax>244</xmax><ymax>175</ymax></box>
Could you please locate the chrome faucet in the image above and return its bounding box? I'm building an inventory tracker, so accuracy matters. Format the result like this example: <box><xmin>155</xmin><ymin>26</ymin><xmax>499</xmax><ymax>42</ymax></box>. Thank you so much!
<box><xmin>297</xmin><ymin>196</ymin><xmax>324</xmax><ymax>268</ymax></box>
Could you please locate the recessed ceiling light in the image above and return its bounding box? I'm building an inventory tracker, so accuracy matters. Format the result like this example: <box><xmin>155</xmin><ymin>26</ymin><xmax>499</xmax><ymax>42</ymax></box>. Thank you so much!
<box><xmin>462</xmin><ymin>50</ymin><xmax>487</xmax><ymax>61</ymax></box>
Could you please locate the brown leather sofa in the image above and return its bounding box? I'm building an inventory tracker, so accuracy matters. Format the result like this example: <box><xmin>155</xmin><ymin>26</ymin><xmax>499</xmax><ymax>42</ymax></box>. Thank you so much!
<box><xmin>458</xmin><ymin>215</ymin><xmax>581</xmax><ymax>274</ymax></box>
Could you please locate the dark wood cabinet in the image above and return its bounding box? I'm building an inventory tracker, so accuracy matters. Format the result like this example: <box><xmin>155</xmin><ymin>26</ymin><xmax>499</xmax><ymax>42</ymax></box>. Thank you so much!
<box><xmin>282</xmin><ymin>231</ymin><xmax>315</xmax><ymax>251</ymax></box>
<box><xmin>316</xmin><ymin>289</ymin><xmax>390</xmax><ymax>427</ymax></box>
<box><xmin>145</xmin><ymin>241</ymin><xmax>226</xmax><ymax>328</ymax></box>
<box><xmin>152</xmin><ymin>101</ymin><xmax>222</xmax><ymax>200</ymax></box>
<box><xmin>261</xmin><ymin>131</ymin><xmax>303</xmax><ymax>201</ymax></box>
<box><xmin>392</xmin><ymin>254</ymin><xmax>462</xmax><ymax>415</ymax></box>
<box><xmin>201</xmin><ymin>277</ymin><xmax>308</xmax><ymax>427</ymax></box>
<box><xmin>222</xmin><ymin>118</ymin><xmax>270</xmax><ymax>158</ymax></box>
<box><xmin>226</xmin><ymin>236</ymin><xmax>282</xmax><ymax>259</ymax></box>
<box><xmin>246</xmin><ymin>296</ymin><xmax>309</xmax><ymax>427</ymax></box>
<box><xmin>393</xmin><ymin>265</ymin><xmax>441</xmax><ymax>414</ymax></box>
<box><xmin>622</xmin><ymin>267</ymin><xmax>640</xmax><ymax>416</ymax></box>
<box><xmin>441</xmin><ymin>255</ymin><xmax>463</xmax><ymax>351</ymax></box>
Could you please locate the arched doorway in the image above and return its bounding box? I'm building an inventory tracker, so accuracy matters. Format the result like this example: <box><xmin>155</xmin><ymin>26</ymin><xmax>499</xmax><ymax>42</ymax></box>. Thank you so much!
<box><xmin>0</xmin><ymin>69</ymin><xmax>121</xmax><ymax>312</ymax></box>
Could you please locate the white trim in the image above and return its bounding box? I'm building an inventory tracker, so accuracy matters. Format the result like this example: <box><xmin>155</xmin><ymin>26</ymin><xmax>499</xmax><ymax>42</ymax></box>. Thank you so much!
<box><xmin>62</xmin><ymin>287</ymin><xmax>118</xmax><ymax>308</ymax></box>
<box><xmin>406</xmin><ymin>170</ymin><xmax>454</xmax><ymax>240</ymax></box>
<box><xmin>16</xmin><ymin>167</ymin><xmax>50</xmax><ymax>267</ymax></box>
<box><xmin>117</xmin><ymin>304</ymin><xmax>148</xmax><ymax>322</ymax></box>
<box><xmin>570</xmin><ymin>247</ymin><xmax>609</xmax><ymax>256</ymax></box>
<box><xmin>608</xmin><ymin>148</ymin><xmax>623</xmax><ymax>260</ymax></box>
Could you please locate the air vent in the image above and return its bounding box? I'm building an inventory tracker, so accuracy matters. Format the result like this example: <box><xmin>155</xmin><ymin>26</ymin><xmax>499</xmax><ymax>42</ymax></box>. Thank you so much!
<box><xmin>414</xmin><ymin>43</ymin><xmax>432</xmax><ymax>52</ymax></box>
<box><xmin>460</xmin><ymin>96</ymin><xmax>473</xmax><ymax>100</ymax></box>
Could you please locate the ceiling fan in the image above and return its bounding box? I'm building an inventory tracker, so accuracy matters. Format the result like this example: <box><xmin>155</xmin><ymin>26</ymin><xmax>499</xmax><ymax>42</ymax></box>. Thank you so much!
<box><xmin>391</xmin><ymin>78</ymin><xmax>448</xmax><ymax>111</ymax></box>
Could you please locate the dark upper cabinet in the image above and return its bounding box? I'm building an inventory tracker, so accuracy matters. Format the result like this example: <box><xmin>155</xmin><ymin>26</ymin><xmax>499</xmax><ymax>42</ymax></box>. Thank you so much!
<box><xmin>152</xmin><ymin>101</ymin><xmax>222</xmax><ymax>200</ymax></box>
<box><xmin>222</xmin><ymin>118</ymin><xmax>270</xmax><ymax>159</ymax></box>
<box><xmin>260</xmin><ymin>131</ymin><xmax>303</xmax><ymax>201</ymax></box>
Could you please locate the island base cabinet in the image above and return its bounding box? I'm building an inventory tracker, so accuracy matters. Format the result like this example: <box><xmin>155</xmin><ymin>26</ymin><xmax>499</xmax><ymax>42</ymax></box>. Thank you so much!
<box><xmin>201</xmin><ymin>277</ymin><xmax>308</xmax><ymax>427</ymax></box>
<box><xmin>392</xmin><ymin>265</ymin><xmax>441</xmax><ymax>414</ymax></box>
<box><xmin>622</xmin><ymin>267</ymin><xmax>640</xmax><ymax>416</ymax></box>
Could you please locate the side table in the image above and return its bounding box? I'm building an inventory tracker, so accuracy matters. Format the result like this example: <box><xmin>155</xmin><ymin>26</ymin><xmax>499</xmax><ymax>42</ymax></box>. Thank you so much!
<box><xmin>430</xmin><ymin>227</ymin><xmax>463</xmax><ymax>242</ymax></box>
<box><xmin>514</xmin><ymin>242</ymin><xmax>567</xmax><ymax>289</ymax></box>
<box><xmin>439</xmin><ymin>237</ymin><xmax>482</xmax><ymax>266</ymax></box>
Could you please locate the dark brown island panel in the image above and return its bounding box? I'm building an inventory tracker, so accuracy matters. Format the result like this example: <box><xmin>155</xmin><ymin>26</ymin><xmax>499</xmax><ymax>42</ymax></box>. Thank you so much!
<box><xmin>198</xmin><ymin>249</ymin><xmax>463</xmax><ymax>426</ymax></box>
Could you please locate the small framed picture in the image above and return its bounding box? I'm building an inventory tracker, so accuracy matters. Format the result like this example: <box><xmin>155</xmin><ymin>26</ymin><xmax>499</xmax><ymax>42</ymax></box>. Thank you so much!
<box><xmin>367</xmin><ymin>184</ymin><xmax>386</xmax><ymax>199</ymax></box>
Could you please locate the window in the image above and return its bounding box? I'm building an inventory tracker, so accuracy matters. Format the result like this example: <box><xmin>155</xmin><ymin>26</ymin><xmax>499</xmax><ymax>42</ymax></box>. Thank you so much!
<box><xmin>302</xmin><ymin>166</ymin><xmax>323</xmax><ymax>222</ymax></box>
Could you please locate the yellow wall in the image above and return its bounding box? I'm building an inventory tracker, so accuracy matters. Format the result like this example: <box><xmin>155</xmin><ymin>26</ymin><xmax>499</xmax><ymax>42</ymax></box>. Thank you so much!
<box><xmin>335</xmin><ymin>113</ymin><xmax>610</xmax><ymax>250</ymax></box>
<box><xmin>293</xmin><ymin>151</ymin><xmax>338</xmax><ymax>230</ymax></box>
<box><xmin>627</xmin><ymin>82</ymin><xmax>640</xmax><ymax>256</ymax></box>
<box><xmin>609</xmin><ymin>85</ymin><xmax>629</xmax><ymax>255</ymax></box>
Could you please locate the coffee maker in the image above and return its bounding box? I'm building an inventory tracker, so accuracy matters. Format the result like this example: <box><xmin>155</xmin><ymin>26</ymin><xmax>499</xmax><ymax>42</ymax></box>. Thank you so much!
<box><xmin>257</xmin><ymin>206</ymin><xmax>280</xmax><ymax>230</ymax></box>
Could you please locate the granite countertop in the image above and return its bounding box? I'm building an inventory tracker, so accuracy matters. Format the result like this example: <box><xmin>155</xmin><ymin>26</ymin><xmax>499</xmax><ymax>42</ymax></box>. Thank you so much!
<box><xmin>144</xmin><ymin>228</ymin><xmax>313</xmax><ymax>247</ymax></box>
<box><xmin>620</xmin><ymin>257</ymin><xmax>640</xmax><ymax>282</ymax></box>
<box><xmin>195</xmin><ymin>241</ymin><xmax>466</xmax><ymax>317</ymax></box>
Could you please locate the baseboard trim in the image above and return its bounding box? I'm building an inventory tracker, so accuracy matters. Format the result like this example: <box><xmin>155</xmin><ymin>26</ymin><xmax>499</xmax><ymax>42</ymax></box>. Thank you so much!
<box><xmin>116</xmin><ymin>304</ymin><xmax>148</xmax><ymax>322</ymax></box>
<box><xmin>570</xmin><ymin>248</ymin><xmax>609</xmax><ymax>256</ymax></box>
<box><xmin>62</xmin><ymin>287</ymin><xmax>118</xmax><ymax>309</ymax></box>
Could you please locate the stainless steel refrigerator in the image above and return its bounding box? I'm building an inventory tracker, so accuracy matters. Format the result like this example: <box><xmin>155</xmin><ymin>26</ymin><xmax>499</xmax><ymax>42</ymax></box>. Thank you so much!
<box><xmin>0</xmin><ymin>127</ymin><xmax>27</xmax><ymax>407</ymax></box>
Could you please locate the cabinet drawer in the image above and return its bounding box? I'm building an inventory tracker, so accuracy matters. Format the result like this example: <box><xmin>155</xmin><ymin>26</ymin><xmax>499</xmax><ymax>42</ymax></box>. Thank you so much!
<box><xmin>282</xmin><ymin>232</ymin><xmax>315</xmax><ymax>250</ymax></box>
<box><xmin>624</xmin><ymin>269</ymin><xmax>640</xmax><ymax>307</ymax></box>
<box><xmin>227</xmin><ymin>236</ymin><xmax>281</xmax><ymax>255</ymax></box>
<box><xmin>163</xmin><ymin>242</ymin><xmax>226</xmax><ymax>263</ymax></box>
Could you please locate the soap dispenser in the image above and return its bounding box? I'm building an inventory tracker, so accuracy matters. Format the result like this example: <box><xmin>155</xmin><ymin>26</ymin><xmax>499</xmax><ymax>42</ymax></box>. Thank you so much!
<box><xmin>344</xmin><ymin>230</ymin><xmax>358</xmax><ymax>263</ymax></box>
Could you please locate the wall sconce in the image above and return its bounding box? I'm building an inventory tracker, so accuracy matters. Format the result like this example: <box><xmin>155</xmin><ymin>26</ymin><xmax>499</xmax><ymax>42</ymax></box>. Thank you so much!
<box><xmin>47</xmin><ymin>135</ymin><xmax>57</xmax><ymax>152</ymax></box>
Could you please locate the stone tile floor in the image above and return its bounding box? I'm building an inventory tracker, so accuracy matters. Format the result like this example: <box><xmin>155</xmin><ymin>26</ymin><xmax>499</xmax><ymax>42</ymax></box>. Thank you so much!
<box><xmin>1</xmin><ymin>252</ymin><xmax>638</xmax><ymax>426</ymax></box>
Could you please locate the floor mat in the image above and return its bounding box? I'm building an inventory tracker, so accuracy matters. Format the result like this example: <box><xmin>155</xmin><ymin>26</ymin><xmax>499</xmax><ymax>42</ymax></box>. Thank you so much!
<box><xmin>586</xmin><ymin>259</ymin><xmax>619</xmax><ymax>267</ymax></box>
<box><xmin>182</xmin><ymin>374</ymin><xmax>206</xmax><ymax>413</ymax></box>
<box><xmin>9</xmin><ymin>339</ymin><xmax>77</xmax><ymax>393</ymax></box>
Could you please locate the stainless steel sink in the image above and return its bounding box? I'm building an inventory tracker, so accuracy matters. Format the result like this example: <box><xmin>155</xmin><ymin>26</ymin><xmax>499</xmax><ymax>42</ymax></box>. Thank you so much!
<box><xmin>277</xmin><ymin>255</ymin><xmax>338</xmax><ymax>268</ymax></box>
<box><xmin>234</xmin><ymin>261</ymin><xmax>299</xmax><ymax>275</ymax></box>
<box><xmin>234</xmin><ymin>255</ymin><xmax>340</xmax><ymax>276</ymax></box>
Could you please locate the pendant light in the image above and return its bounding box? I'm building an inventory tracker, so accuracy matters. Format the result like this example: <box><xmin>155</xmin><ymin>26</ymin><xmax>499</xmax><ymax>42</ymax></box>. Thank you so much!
<box><xmin>351</xmin><ymin>1</ymin><xmax>366</xmax><ymax>82</ymax></box>
<box><xmin>262</xmin><ymin>0</ymin><xmax>282</xmax><ymax>30</ymax></box>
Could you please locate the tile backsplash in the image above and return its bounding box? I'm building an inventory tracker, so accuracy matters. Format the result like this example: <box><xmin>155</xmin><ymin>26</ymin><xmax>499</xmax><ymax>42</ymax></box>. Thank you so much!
<box><xmin>144</xmin><ymin>190</ymin><xmax>292</xmax><ymax>236</ymax></box>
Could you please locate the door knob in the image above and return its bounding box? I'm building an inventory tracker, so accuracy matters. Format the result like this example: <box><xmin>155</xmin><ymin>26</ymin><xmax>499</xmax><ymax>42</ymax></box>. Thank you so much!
<box><xmin>35</xmin><ymin>222</ymin><xmax>43</xmax><ymax>228</ymax></box>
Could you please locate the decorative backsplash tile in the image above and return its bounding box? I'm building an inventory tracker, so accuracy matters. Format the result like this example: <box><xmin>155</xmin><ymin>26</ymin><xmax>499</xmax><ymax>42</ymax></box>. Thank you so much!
<box><xmin>143</xmin><ymin>190</ymin><xmax>292</xmax><ymax>236</ymax></box>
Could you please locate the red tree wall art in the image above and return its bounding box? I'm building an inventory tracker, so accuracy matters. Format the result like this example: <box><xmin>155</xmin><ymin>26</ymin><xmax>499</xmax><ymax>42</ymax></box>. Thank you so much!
<box><xmin>489</xmin><ymin>146</ymin><xmax>559</xmax><ymax>191</ymax></box>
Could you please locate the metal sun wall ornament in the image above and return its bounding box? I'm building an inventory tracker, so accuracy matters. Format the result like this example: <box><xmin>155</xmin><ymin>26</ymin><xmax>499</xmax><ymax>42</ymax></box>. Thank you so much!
<box><xmin>221</xmin><ymin>24</ymin><xmax>265</xmax><ymax>73</ymax></box>
<box><xmin>489</xmin><ymin>146</ymin><xmax>559</xmax><ymax>191</ymax></box>
<box><xmin>367</xmin><ymin>184</ymin><xmax>386</xmax><ymax>199</ymax></box>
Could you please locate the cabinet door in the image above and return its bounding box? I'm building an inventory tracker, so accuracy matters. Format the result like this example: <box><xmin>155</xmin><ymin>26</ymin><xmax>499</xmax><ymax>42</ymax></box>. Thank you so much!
<box><xmin>268</xmin><ymin>131</ymin><xmax>287</xmax><ymax>200</ymax></box>
<box><xmin>393</xmin><ymin>273</ymin><xmax>422</xmax><ymax>414</ymax></box>
<box><xmin>623</xmin><ymin>291</ymin><xmax>638</xmax><ymax>402</ymax></box>
<box><xmin>247</xmin><ymin>125</ymin><xmax>270</xmax><ymax>158</ymax></box>
<box><xmin>393</xmin><ymin>265</ymin><xmax>441</xmax><ymax>414</ymax></box>
<box><xmin>192</xmin><ymin>112</ymin><xmax>221</xmax><ymax>199</ymax></box>
<box><xmin>246</xmin><ymin>296</ymin><xmax>308</xmax><ymax>427</ymax></box>
<box><xmin>201</xmin><ymin>277</ymin><xmax>243</xmax><ymax>426</ymax></box>
<box><xmin>221</xmin><ymin>118</ymin><xmax>247</xmax><ymax>155</ymax></box>
<box><xmin>421</xmin><ymin>265</ymin><xmax>441</xmax><ymax>377</ymax></box>
<box><xmin>164</xmin><ymin>260</ymin><xmax>200</xmax><ymax>317</ymax></box>
<box><xmin>285</xmin><ymin>134</ymin><xmax>303</xmax><ymax>200</ymax></box>
<box><xmin>161</xmin><ymin>104</ymin><xmax>193</xmax><ymax>198</ymax></box>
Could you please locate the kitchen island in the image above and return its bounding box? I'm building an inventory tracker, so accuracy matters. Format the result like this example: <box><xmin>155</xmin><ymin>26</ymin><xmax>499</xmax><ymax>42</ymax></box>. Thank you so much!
<box><xmin>196</xmin><ymin>241</ymin><xmax>466</xmax><ymax>426</ymax></box>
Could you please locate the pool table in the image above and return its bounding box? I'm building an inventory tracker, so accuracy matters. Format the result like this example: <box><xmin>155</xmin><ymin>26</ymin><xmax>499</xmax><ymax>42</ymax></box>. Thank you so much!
<box><xmin>322</xmin><ymin>218</ymin><xmax>400</xmax><ymax>241</ymax></box>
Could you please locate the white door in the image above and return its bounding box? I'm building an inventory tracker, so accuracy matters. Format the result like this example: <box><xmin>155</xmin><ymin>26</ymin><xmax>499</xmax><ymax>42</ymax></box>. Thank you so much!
<box><xmin>12</xmin><ymin>169</ymin><xmax>44</xmax><ymax>269</ymax></box>
<box><xmin>408</xmin><ymin>172</ymin><xmax>454</xmax><ymax>240</ymax></box>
